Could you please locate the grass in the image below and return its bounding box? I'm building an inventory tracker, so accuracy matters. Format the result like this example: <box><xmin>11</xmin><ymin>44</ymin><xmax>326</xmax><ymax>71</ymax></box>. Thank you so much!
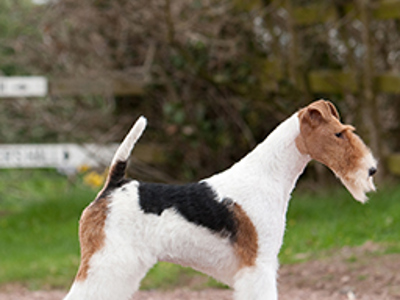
<box><xmin>0</xmin><ymin>169</ymin><xmax>399</xmax><ymax>290</ymax></box>
<box><xmin>0</xmin><ymin>170</ymin><xmax>94</xmax><ymax>289</ymax></box>
<box><xmin>281</xmin><ymin>183</ymin><xmax>400</xmax><ymax>262</ymax></box>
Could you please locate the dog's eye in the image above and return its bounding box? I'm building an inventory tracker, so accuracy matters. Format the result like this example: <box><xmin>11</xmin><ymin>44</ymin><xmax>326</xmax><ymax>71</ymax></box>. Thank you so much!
<box><xmin>335</xmin><ymin>132</ymin><xmax>343</xmax><ymax>138</ymax></box>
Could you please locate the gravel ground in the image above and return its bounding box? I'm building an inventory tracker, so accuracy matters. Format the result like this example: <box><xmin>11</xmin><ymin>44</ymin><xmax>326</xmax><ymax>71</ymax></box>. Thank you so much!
<box><xmin>0</xmin><ymin>288</ymin><xmax>361</xmax><ymax>300</ymax></box>
<box><xmin>1</xmin><ymin>242</ymin><xmax>399</xmax><ymax>300</ymax></box>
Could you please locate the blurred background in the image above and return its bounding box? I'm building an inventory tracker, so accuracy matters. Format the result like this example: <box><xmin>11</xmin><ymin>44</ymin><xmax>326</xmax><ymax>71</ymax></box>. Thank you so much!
<box><xmin>2</xmin><ymin>0</ymin><xmax>400</xmax><ymax>181</ymax></box>
<box><xmin>1</xmin><ymin>0</ymin><xmax>400</xmax><ymax>296</ymax></box>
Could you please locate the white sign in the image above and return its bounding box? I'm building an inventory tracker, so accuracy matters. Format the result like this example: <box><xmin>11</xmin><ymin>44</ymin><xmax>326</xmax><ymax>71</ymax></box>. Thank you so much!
<box><xmin>0</xmin><ymin>76</ymin><xmax>48</xmax><ymax>97</ymax></box>
<box><xmin>0</xmin><ymin>144</ymin><xmax>118</xmax><ymax>170</ymax></box>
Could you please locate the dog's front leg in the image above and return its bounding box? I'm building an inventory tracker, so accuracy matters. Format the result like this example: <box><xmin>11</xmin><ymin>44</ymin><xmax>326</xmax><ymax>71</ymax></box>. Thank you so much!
<box><xmin>233</xmin><ymin>263</ymin><xmax>278</xmax><ymax>300</ymax></box>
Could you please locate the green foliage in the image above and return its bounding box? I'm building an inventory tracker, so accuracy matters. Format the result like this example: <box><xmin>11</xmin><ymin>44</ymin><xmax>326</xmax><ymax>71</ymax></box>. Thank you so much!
<box><xmin>0</xmin><ymin>0</ymin><xmax>39</xmax><ymax>75</ymax></box>
<box><xmin>4</xmin><ymin>0</ymin><xmax>395</xmax><ymax>182</ymax></box>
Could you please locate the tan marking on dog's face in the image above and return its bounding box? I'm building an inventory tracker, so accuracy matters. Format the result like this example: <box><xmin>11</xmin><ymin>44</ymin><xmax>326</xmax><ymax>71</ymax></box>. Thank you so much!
<box><xmin>75</xmin><ymin>197</ymin><xmax>108</xmax><ymax>281</ymax></box>
<box><xmin>233</xmin><ymin>203</ymin><xmax>258</xmax><ymax>267</ymax></box>
<box><xmin>296</xmin><ymin>100</ymin><xmax>377</xmax><ymax>202</ymax></box>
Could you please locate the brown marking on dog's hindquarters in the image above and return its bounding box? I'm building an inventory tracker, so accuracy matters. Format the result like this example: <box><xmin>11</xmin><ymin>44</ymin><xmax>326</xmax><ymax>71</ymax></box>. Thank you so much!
<box><xmin>75</xmin><ymin>197</ymin><xmax>108</xmax><ymax>281</ymax></box>
<box><xmin>232</xmin><ymin>203</ymin><xmax>258</xmax><ymax>267</ymax></box>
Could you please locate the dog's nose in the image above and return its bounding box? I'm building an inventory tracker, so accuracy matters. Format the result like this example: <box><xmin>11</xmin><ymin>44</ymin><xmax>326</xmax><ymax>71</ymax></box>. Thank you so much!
<box><xmin>368</xmin><ymin>167</ymin><xmax>377</xmax><ymax>177</ymax></box>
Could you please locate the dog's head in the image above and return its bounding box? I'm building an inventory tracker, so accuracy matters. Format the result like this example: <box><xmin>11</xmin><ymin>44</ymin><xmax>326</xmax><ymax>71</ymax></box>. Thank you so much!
<box><xmin>296</xmin><ymin>100</ymin><xmax>377</xmax><ymax>203</ymax></box>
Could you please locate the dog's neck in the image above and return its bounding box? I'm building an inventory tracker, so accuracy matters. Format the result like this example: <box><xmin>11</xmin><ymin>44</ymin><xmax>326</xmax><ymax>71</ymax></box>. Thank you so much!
<box><xmin>208</xmin><ymin>113</ymin><xmax>311</xmax><ymax>205</ymax></box>
<box><xmin>239</xmin><ymin>113</ymin><xmax>310</xmax><ymax>194</ymax></box>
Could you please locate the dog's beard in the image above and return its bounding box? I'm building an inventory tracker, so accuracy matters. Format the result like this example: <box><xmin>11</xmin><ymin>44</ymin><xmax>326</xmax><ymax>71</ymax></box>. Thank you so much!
<box><xmin>340</xmin><ymin>171</ymin><xmax>376</xmax><ymax>203</ymax></box>
<box><xmin>337</xmin><ymin>155</ymin><xmax>377</xmax><ymax>203</ymax></box>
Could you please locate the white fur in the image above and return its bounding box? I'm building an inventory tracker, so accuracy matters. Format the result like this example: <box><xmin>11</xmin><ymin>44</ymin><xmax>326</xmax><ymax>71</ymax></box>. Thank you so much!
<box><xmin>64</xmin><ymin>180</ymin><xmax>239</xmax><ymax>300</ymax></box>
<box><xmin>204</xmin><ymin>113</ymin><xmax>311</xmax><ymax>299</ymax></box>
<box><xmin>112</xmin><ymin>116</ymin><xmax>147</xmax><ymax>165</ymax></box>
<box><xmin>338</xmin><ymin>154</ymin><xmax>377</xmax><ymax>203</ymax></box>
<box><xmin>64</xmin><ymin>111</ymin><xmax>376</xmax><ymax>300</ymax></box>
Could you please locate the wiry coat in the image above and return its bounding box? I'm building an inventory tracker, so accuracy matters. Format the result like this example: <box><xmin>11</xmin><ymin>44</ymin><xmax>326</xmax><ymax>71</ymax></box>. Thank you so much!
<box><xmin>64</xmin><ymin>100</ymin><xmax>377</xmax><ymax>300</ymax></box>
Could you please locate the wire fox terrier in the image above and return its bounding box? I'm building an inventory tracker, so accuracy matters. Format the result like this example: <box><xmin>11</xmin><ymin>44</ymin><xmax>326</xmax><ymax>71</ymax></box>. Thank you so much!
<box><xmin>64</xmin><ymin>100</ymin><xmax>377</xmax><ymax>300</ymax></box>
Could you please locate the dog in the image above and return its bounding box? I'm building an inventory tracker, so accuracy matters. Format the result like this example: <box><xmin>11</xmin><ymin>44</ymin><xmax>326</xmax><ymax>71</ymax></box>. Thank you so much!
<box><xmin>64</xmin><ymin>100</ymin><xmax>377</xmax><ymax>300</ymax></box>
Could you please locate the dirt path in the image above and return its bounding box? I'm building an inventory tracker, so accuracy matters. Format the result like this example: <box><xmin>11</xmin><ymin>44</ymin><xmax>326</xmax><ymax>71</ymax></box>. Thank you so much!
<box><xmin>1</xmin><ymin>243</ymin><xmax>399</xmax><ymax>300</ymax></box>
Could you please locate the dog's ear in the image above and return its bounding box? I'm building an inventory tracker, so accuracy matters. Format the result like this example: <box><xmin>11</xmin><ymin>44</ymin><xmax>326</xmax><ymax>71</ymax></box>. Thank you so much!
<box><xmin>296</xmin><ymin>104</ymin><xmax>323</xmax><ymax>154</ymax></box>
<box><xmin>307</xmin><ymin>107</ymin><xmax>324</xmax><ymax>127</ymax></box>
<box><xmin>325</xmin><ymin>100</ymin><xmax>340</xmax><ymax>120</ymax></box>
<box><xmin>301</xmin><ymin>100</ymin><xmax>340</xmax><ymax>128</ymax></box>
<box><xmin>296</xmin><ymin>100</ymin><xmax>339</xmax><ymax>154</ymax></box>
<box><xmin>301</xmin><ymin>101</ymin><xmax>325</xmax><ymax>128</ymax></box>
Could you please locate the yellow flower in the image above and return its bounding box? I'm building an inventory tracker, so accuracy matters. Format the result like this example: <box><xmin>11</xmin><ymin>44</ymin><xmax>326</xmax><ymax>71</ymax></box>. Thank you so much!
<box><xmin>83</xmin><ymin>171</ymin><xmax>106</xmax><ymax>188</ymax></box>
<box><xmin>78</xmin><ymin>164</ymin><xmax>91</xmax><ymax>173</ymax></box>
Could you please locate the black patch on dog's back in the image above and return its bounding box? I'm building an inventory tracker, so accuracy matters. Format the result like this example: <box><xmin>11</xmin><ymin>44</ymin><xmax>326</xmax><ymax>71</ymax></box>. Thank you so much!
<box><xmin>138</xmin><ymin>182</ymin><xmax>237</xmax><ymax>238</ymax></box>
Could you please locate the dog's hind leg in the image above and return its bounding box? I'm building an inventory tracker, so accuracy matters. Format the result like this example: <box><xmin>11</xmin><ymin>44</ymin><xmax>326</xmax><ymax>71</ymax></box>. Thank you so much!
<box><xmin>64</xmin><ymin>248</ymin><xmax>156</xmax><ymax>300</ymax></box>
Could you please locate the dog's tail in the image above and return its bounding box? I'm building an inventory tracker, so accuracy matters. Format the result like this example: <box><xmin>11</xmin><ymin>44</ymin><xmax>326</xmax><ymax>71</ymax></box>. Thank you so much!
<box><xmin>104</xmin><ymin>116</ymin><xmax>147</xmax><ymax>189</ymax></box>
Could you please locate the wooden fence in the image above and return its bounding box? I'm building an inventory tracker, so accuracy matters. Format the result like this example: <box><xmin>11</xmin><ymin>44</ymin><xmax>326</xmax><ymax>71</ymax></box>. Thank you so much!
<box><xmin>48</xmin><ymin>76</ymin><xmax>146</xmax><ymax>97</ymax></box>
<box><xmin>43</xmin><ymin>0</ymin><xmax>400</xmax><ymax>175</ymax></box>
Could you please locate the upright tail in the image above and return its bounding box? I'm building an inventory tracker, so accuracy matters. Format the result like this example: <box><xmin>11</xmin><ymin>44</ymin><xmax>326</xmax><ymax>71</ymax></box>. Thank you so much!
<box><xmin>102</xmin><ymin>116</ymin><xmax>147</xmax><ymax>192</ymax></box>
